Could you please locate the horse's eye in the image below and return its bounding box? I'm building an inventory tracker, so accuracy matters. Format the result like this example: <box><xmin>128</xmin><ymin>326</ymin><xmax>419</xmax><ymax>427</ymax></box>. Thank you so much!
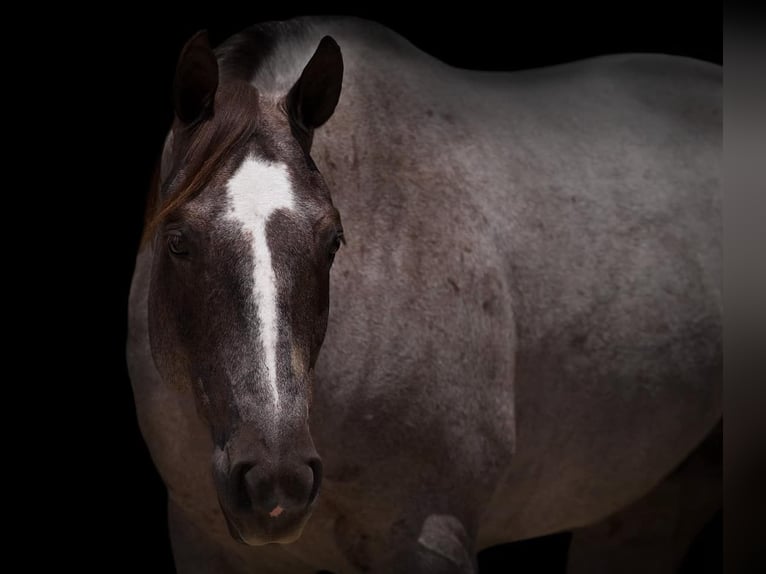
<box><xmin>329</xmin><ymin>231</ymin><xmax>343</xmax><ymax>263</ymax></box>
<box><xmin>167</xmin><ymin>233</ymin><xmax>188</xmax><ymax>256</ymax></box>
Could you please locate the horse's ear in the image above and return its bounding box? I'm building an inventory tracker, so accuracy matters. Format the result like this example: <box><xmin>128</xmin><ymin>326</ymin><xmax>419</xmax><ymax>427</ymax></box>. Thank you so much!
<box><xmin>287</xmin><ymin>36</ymin><xmax>343</xmax><ymax>149</ymax></box>
<box><xmin>173</xmin><ymin>30</ymin><xmax>219</xmax><ymax>124</ymax></box>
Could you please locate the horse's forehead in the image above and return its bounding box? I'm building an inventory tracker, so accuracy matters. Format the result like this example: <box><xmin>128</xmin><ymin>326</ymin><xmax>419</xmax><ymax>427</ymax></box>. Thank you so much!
<box><xmin>224</xmin><ymin>155</ymin><xmax>296</xmax><ymax>223</ymax></box>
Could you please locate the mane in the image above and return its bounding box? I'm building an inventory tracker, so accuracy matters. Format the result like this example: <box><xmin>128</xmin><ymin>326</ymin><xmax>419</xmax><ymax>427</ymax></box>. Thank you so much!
<box><xmin>141</xmin><ymin>79</ymin><xmax>260</xmax><ymax>246</ymax></box>
<box><xmin>216</xmin><ymin>19</ymin><xmax>315</xmax><ymax>95</ymax></box>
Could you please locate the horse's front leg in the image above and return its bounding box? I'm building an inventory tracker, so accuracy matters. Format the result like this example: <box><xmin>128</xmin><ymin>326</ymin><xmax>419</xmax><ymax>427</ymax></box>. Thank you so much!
<box><xmin>372</xmin><ymin>512</ymin><xmax>478</xmax><ymax>574</ymax></box>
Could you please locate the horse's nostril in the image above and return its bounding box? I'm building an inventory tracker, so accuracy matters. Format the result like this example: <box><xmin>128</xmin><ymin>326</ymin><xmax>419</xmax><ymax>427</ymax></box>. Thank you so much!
<box><xmin>228</xmin><ymin>457</ymin><xmax>322</xmax><ymax>514</ymax></box>
<box><xmin>231</xmin><ymin>462</ymin><xmax>256</xmax><ymax>509</ymax></box>
<box><xmin>308</xmin><ymin>457</ymin><xmax>323</xmax><ymax>505</ymax></box>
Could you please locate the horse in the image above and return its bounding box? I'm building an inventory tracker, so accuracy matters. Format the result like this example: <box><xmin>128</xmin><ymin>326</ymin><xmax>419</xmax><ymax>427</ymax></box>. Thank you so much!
<box><xmin>126</xmin><ymin>16</ymin><xmax>721</xmax><ymax>573</ymax></box>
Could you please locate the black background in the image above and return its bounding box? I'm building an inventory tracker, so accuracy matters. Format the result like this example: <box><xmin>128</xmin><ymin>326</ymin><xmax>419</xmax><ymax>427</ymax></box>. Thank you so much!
<box><xmin>66</xmin><ymin>2</ymin><xmax>721</xmax><ymax>572</ymax></box>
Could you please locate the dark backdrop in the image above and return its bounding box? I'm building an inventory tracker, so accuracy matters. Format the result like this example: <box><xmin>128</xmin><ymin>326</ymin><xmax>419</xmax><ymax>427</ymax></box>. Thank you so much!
<box><xmin>86</xmin><ymin>3</ymin><xmax>720</xmax><ymax>572</ymax></box>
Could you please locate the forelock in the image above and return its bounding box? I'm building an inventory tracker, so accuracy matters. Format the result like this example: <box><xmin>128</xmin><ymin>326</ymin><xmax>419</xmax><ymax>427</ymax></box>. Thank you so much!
<box><xmin>142</xmin><ymin>79</ymin><xmax>262</xmax><ymax>245</ymax></box>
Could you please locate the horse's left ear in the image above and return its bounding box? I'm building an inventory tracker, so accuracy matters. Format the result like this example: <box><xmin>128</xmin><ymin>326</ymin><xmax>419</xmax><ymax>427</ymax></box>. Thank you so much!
<box><xmin>287</xmin><ymin>36</ymin><xmax>343</xmax><ymax>150</ymax></box>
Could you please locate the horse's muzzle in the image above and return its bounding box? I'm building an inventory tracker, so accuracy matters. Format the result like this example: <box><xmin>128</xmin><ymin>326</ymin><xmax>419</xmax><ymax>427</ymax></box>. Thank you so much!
<box><xmin>212</xmin><ymin>425</ymin><xmax>322</xmax><ymax>545</ymax></box>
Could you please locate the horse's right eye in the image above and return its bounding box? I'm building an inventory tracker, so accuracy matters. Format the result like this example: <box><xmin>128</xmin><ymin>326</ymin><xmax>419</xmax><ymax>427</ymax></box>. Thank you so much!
<box><xmin>167</xmin><ymin>234</ymin><xmax>189</xmax><ymax>256</ymax></box>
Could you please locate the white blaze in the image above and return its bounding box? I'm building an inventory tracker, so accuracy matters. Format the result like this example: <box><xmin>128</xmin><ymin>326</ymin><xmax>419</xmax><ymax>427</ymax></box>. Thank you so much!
<box><xmin>226</xmin><ymin>157</ymin><xmax>295</xmax><ymax>411</ymax></box>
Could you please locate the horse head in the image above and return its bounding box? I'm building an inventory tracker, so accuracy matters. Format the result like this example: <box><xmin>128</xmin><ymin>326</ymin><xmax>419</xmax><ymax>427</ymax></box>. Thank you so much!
<box><xmin>146</xmin><ymin>30</ymin><xmax>344</xmax><ymax>545</ymax></box>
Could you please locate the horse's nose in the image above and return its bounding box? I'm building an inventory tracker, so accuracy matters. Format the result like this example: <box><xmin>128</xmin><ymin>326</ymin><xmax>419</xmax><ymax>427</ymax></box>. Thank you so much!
<box><xmin>231</xmin><ymin>457</ymin><xmax>323</xmax><ymax>516</ymax></box>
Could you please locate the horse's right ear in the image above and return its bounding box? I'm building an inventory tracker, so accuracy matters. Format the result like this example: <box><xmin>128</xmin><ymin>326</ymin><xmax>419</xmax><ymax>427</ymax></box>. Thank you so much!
<box><xmin>173</xmin><ymin>30</ymin><xmax>219</xmax><ymax>124</ymax></box>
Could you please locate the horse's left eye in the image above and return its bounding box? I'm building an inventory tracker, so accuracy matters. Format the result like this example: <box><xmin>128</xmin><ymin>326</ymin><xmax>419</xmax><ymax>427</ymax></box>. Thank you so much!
<box><xmin>329</xmin><ymin>231</ymin><xmax>343</xmax><ymax>263</ymax></box>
